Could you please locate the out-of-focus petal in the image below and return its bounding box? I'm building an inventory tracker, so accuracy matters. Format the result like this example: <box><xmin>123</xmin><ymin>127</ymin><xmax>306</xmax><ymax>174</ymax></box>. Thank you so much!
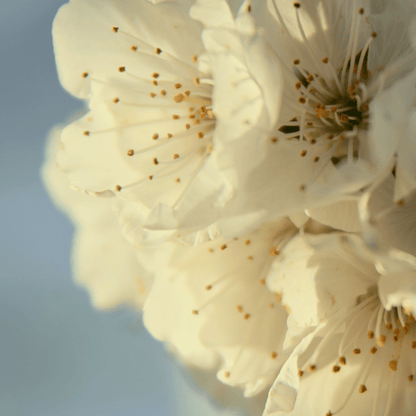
<box><xmin>42</xmin><ymin>125</ymin><xmax>153</xmax><ymax>309</ymax></box>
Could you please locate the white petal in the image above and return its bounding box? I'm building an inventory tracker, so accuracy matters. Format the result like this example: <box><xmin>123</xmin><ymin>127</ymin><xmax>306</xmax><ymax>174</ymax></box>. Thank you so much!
<box><xmin>190</xmin><ymin>0</ymin><xmax>235</xmax><ymax>29</ymax></box>
<box><xmin>202</xmin><ymin>31</ymin><xmax>267</xmax><ymax>140</ymax></box>
<box><xmin>113</xmin><ymin>198</ymin><xmax>176</xmax><ymax>246</ymax></box>
<box><xmin>305</xmin><ymin>199</ymin><xmax>362</xmax><ymax>232</ymax></box>
<box><xmin>267</xmin><ymin>0</ymin><xmax>370</xmax><ymax>73</ymax></box>
<box><xmin>266</xmin><ymin>233</ymin><xmax>378</xmax><ymax>332</ymax></box>
<box><xmin>233</xmin><ymin>137</ymin><xmax>356</xmax><ymax>218</ymax></box>
<box><xmin>368</xmin><ymin>0</ymin><xmax>416</xmax><ymax>78</ymax></box>
<box><xmin>263</xmin><ymin>325</ymin><xmax>323</xmax><ymax>415</ymax></box>
<box><xmin>53</xmin><ymin>0</ymin><xmax>204</xmax><ymax>99</ymax></box>
<box><xmin>378</xmin><ymin>271</ymin><xmax>416</xmax><ymax>317</ymax></box>
<box><xmin>57</xmin><ymin>107</ymin><xmax>136</xmax><ymax>196</ymax></box>
<box><xmin>368</xmin><ymin>66</ymin><xmax>416</xmax><ymax>183</ymax></box>
<box><xmin>200</xmin><ymin>16</ymin><xmax>283</xmax><ymax>139</ymax></box>
<box><xmin>395</xmin><ymin>110</ymin><xmax>416</xmax><ymax>200</ymax></box>
<box><xmin>143</xmin><ymin>255</ymin><xmax>220</xmax><ymax>370</ymax></box>
<box><xmin>235</xmin><ymin>1</ymin><xmax>256</xmax><ymax>37</ymax></box>
<box><xmin>360</xmin><ymin>174</ymin><xmax>416</xmax><ymax>261</ymax></box>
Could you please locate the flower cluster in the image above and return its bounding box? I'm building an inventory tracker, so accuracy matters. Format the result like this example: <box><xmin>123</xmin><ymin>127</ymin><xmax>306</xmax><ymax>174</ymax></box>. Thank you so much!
<box><xmin>43</xmin><ymin>0</ymin><xmax>416</xmax><ymax>414</ymax></box>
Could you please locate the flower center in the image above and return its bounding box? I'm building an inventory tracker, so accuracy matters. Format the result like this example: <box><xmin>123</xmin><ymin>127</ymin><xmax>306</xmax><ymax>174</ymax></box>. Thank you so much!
<box><xmin>289</xmin><ymin>45</ymin><xmax>372</xmax><ymax>140</ymax></box>
<box><xmin>116</xmin><ymin>72</ymin><xmax>215</xmax><ymax>203</ymax></box>
<box><xmin>271</xmin><ymin>1</ymin><xmax>380</xmax><ymax>166</ymax></box>
<box><xmin>83</xmin><ymin>26</ymin><xmax>217</xmax><ymax>208</ymax></box>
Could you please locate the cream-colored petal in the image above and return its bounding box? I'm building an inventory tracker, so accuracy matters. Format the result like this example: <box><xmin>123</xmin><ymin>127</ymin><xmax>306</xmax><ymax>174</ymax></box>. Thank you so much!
<box><xmin>267</xmin><ymin>0</ymin><xmax>370</xmax><ymax>73</ymax></box>
<box><xmin>198</xmin><ymin>4</ymin><xmax>283</xmax><ymax>140</ymax></box>
<box><xmin>53</xmin><ymin>0</ymin><xmax>204</xmax><ymax>99</ymax></box>
<box><xmin>235</xmin><ymin>0</ymin><xmax>256</xmax><ymax>37</ymax></box>
<box><xmin>395</xmin><ymin>110</ymin><xmax>416</xmax><ymax>200</ymax></box>
<box><xmin>368</xmin><ymin>67</ymin><xmax>416</xmax><ymax>188</ymax></box>
<box><xmin>202</xmin><ymin>30</ymin><xmax>268</xmax><ymax>140</ymax></box>
<box><xmin>362</xmin><ymin>174</ymin><xmax>416</xmax><ymax>259</ymax></box>
<box><xmin>57</xmin><ymin>75</ymin><xmax>218</xmax><ymax>206</ymax></box>
<box><xmin>266</xmin><ymin>233</ymin><xmax>378</xmax><ymax>331</ymax></box>
<box><xmin>190</xmin><ymin>0</ymin><xmax>235</xmax><ymax>29</ymax></box>
<box><xmin>42</xmin><ymin>125</ymin><xmax>153</xmax><ymax>309</ymax></box>
<box><xmin>143</xmin><ymin>257</ymin><xmax>220</xmax><ymax>370</ymax></box>
<box><xmin>232</xmin><ymin>137</ymin><xmax>349</xmax><ymax>217</ymax></box>
<box><xmin>379</xmin><ymin>271</ymin><xmax>416</xmax><ymax>317</ymax></box>
<box><xmin>305</xmin><ymin>199</ymin><xmax>362</xmax><ymax>232</ymax></box>
<box><xmin>57</xmin><ymin>107</ymin><xmax>136</xmax><ymax>196</ymax></box>
<box><xmin>263</xmin><ymin>325</ymin><xmax>323</xmax><ymax>415</ymax></box>
<box><xmin>368</xmin><ymin>0</ymin><xmax>416</xmax><ymax>79</ymax></box>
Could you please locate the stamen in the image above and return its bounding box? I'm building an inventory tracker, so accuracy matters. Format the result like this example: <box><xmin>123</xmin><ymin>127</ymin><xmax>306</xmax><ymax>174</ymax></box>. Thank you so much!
<box><xmin>171</xmin><ymin>158</ymin><xmax>206</xmax><ymax>209</ymax></box>
<box><xmin>375</xmin><ymin>305</ymin><xmax>385</xmax><ymax>345</ymax></box>
<box><xmin>198</xmin><ymin>78</ymin><xmax>215</xmax><ymax>86</ymax></box>
<box><xmin>398</xmin><ymin>307</ymin><xmax>406</xmax><ymax>328</ymax></box>
<box><xmin>341</xmin><ymin>0</ymin><xmax>358</xmax><ymax>87</ymax></box>
<box><xmin>356</xmin><ymin>36</ymin><xmax>374</xmax><ymax>83</ymax></box>
<box><xmin>347</xmin><ymin>8</ymin><xmax>363</xmax><ymax>89</ymax></box>
<box><xmin>270</xmin><ymin>0</ymin><xmax>295</xmax><ymax>41</ymax></box>
<box><xmin>325</xmin><ymin>59</ymin><xmax>343</xmax><ymax>93</ymax></box>
<box><xmin>294</xmin><ymin>7</ymin><xmax>328</xmax><ymax>77</ymax></box>
<box><xmin>332</xmin><ymin>353</ymin><xmax>374</xmax><ymax>415</ymax></box>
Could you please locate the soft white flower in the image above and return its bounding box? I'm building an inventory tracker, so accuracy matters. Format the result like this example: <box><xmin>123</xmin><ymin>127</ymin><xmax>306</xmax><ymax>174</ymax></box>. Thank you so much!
<box><xmin>264</xmin><ymin>232</ymin><xmax>416</xmax><ymax>416</ymax></box>
<box><xmin>42</xmin><ymin>125</ymin><xmax>155</xmax><ymax>309</ymax></box>
<box><xmin>53</xmin><ymin>0</ymin><xmax>237</xmax><ymax>245</ymax></box>
<box><xmin>47</xmin><ymin>1</ymin><xmax>416</xmax><ymax>415</ymax></box>
<box><xmin>193</xmin><ymin>0</ymin><xmax>416</xmax><ymax>232</ymax></box>
<box><xmin>143</xmin><ymin>218</ymin><xmax>298</xmax><ymax>397</ymax></box>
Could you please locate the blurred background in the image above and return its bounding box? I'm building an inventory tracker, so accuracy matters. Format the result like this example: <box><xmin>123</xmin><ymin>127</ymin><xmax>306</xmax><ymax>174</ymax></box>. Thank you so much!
<box><xmin>0</xmin><ymin>1</ymin><xmax>257</xmax><ymax>415</ymax></box>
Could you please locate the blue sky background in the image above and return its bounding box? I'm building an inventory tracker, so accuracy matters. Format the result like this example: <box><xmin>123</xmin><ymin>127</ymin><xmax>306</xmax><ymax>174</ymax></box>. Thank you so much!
<box><xmin>0</xmin><ymin>1</ymin><xmax>260</xmax><ymax>415</ymax></box>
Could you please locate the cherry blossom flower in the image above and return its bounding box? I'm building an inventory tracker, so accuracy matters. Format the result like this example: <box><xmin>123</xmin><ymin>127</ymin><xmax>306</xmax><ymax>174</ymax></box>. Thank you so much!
<box><xmin>143</xmin><ymin>218</ymin><xmax>298</xmax><ymax>396</ymax></box>
<box><xmin>46</xmin><ymin>1</ymin><xmax>416</xmax><ymax>415</ymax></box>
<box><xmin>53</xmin><ymin>0</ymin><xmax>235</xmax><ymax>245</ymax></box>
<box><xmin>193</xmin><ymin>0</ymin><xmax>416</xmax><ymax>232</ymax></box>
<box><xmin>264</xmin><ymin>232</ymin><xmax>416</xmax><ymax>416</ymax></box>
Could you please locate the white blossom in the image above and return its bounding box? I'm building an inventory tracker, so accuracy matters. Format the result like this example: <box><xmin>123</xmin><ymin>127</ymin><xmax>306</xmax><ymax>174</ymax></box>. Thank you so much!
<box><xmin>264</xmin><ymin>233</ymin><xmax>416</xmax><ymax>416</ymax></box>
<box><xmin>143</xmin><ymin>218</ymin><xmax>298</xmax><ymax>396</ymax></box>
<box><xmin>192</xmin><ymin>0</ymin><xmax>416</xmax><ymax>232</ymax></box>
<box><xmin>46</xmin><ymin>0</ymin><xmax>416</xmax><ymax>414</ymax></box>
<box><xmin>53</xmin><ymin>0</ymin><xmax>239</xmax><ymax>246</ymax></box>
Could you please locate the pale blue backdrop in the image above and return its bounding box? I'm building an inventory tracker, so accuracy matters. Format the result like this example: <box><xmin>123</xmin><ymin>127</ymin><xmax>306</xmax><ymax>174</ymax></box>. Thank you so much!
<box><xmin>0</xmin><ymin>1</ymin><xmax>254</xmax><ymax>415</ymax></box>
